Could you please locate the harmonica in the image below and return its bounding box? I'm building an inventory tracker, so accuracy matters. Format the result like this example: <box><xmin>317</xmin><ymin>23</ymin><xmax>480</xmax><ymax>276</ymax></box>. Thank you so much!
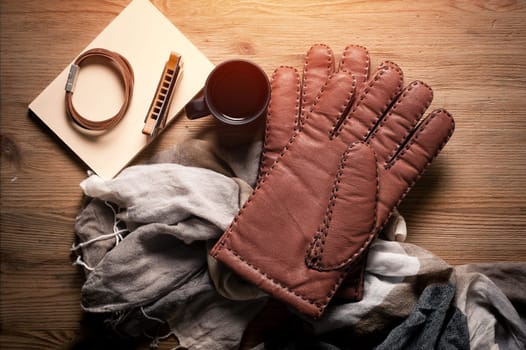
<box><xmin>142</xmin><ymin>52</ymin><xmax>183</xmax><ymax>137</ymax></box>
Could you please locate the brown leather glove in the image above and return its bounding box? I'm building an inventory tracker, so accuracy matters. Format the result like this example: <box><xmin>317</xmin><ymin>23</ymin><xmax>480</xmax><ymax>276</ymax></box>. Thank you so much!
<box><xmin>258</xmin><ymin>44</ymin><xmax>370</xmax><ymax>301</ymax></box>
<box><xmin>211</xmin><ymin>45</ymin><xmax>455</xmax><ymax>318</ymax></box>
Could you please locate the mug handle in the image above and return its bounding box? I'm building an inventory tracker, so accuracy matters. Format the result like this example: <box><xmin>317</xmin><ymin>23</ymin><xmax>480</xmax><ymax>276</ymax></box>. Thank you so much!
<box><xmin>185</xmin><ymin>97</ymin><xmax>210</xmax><ymax>119</ymax></box>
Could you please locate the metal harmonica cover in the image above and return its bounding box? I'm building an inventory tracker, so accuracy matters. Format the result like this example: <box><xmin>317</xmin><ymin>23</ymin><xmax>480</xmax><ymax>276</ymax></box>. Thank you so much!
<box><xmin>142</xmin><ymin>52</ymin><xmax>183</xmax><ymax>137</ymax></box>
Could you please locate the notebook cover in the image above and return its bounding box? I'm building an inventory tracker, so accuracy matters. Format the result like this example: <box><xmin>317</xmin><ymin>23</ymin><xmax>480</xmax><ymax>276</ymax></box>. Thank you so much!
<box><xmin>29</xmin><ymin>0</ymin><xmax>214</xmax><ymax>179</ymax></box>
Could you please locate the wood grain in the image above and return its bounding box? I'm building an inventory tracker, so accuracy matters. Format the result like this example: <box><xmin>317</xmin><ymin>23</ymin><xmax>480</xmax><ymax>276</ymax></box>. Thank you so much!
<box><xmin>1</xmin><ymin>0</ymin><xmax>525</xmax><ymax>348</ymax></box>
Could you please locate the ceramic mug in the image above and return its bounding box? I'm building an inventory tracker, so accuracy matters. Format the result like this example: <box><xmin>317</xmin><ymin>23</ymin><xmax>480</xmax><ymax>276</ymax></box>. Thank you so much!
<box><xmin>185</xmin><ymin>59</ymin><xmax>270</xmax><ymax>125</ymax></box>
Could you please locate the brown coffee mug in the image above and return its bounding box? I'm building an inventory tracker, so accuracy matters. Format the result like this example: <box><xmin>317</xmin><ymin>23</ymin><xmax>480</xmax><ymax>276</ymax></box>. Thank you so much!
<box><xmin>185</xmin><ymin>59</ymin><xmax>270</xmax><ymax>125</ymax></box>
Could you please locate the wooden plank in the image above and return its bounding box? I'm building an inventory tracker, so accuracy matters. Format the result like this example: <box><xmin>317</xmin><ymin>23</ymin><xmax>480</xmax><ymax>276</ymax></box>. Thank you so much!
<box><xmin>1</xmin><ymin>0</ymin><xmax>525</xmax><ymax>348</ymax></box>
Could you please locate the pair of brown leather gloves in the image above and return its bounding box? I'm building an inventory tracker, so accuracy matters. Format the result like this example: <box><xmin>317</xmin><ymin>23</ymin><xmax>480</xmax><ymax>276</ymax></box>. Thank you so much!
<box><xmin>210</xmin><ymin>44</ymin><xmax>455</xmax><ymax>318</ymax></box>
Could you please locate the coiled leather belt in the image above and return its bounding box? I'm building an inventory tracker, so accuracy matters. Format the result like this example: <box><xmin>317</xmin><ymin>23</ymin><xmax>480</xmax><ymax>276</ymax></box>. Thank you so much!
<box><xmin>65</xmin><ymin>48</ymin><xmax>134</xmax><ymax>131</ymax></box>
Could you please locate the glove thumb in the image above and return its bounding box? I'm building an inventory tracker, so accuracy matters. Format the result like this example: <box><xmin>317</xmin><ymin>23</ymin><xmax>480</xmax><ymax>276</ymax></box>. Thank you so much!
<box><xmin>306</xmin><ymin>142</ymin><xmax>378</xmax><ymax>271</ymax></box>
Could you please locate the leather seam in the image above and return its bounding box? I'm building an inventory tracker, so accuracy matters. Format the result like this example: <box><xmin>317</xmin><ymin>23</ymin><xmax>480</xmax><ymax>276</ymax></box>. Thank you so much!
<box><xmin>220</xmin><ymin>245</ymin><xmax>331</xmax><ymax>316</ymax></box>
<box><xmin>213</xmin><ymin>70</ymin><xmax>361</xmax><ymax>316</ymax></box>
<box><xmin>332</xmin><ymin>62</ymin><xmax>403</xmax><ymax>139</ymax></box>
<box><xmin>307</xmin><ymin>145</ymin><xmax>353</xmax><ymax>268</ymax></box>
<box><xmin>340</xmin><ymin>44</ymin><xmax>370</xmax><ymax>85</ymax></box>
<box><xmin>369</xmin><ymin>81</ymin><xmax>433</xmax><ymax>166</ymax></box>
<box><xmin>307</xmin><ymin>142</ymin><xmax>379</xmax><ymax>270</ymax></box>
<box><xmin>379</xmin><ymin>109</ymin><xmax>455</xmax><ymax>233</ymax></box>
<box><xmin>259</xmin><ymin>66</ymin><xmax>300</xmax><ymax>180</ymax></box>
<box><xmin>300</xmin><ymin>43</ymin><xmax>333</xmax><ymax>128</ymax></box>
<box><xmin>254</xmin><ymin>67</ymin><xmax>350</xmax><ymax>191</ymax></box>
<box><xmin>392</xmin><ymin>108</ymin><xmax>454</xmax><ymax>169</ymax></box>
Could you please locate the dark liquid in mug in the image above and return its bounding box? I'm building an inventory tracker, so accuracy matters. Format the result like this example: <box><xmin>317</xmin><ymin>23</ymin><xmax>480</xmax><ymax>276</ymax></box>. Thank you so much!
<box><xmin>207</xmin><ymin>61</ymin><xmax>268</xmax><ymax>121</ymax></box>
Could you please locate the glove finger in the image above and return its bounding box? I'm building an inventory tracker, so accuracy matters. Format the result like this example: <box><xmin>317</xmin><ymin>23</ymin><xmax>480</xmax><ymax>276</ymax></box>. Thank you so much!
<box><xmin>338</xmin><ymin>45</ymin><xmax>370</xmax><ymax>94</ymax></box>
<box><xmin>306</xmin><ymin>142</ymin><xmax>377</xmax><ymax>271</ymax></box>
<box><xmin>303</xmin><ymin>71</ymin><xmax>356</xmax><ymax>138</ymax></box>
<box><xmin>300</xmin><ymin>44</ymin><xmax>335</xmax><ymax>122</ymax></box>
<box><xmin>261</xmin><ymin>45</ymin><xmax>335</xmax><ymax>177</ymax></box>
<box><xmin>386</xmin><ymin>109</ymin><xmax>454</xmax><ymax>203</ymax></box>
<box><xmin>260</xmin><ymin>66</ymin><xmax>301</xmax><ymax>177</ymax></box>
<box><xmin>367</xmin><ymin>81</ymin><xmax>434</xmax><ymax>165</ymax></box>
<box><xmin>334</xmin><ymin>61</ymin><xmax>404</xmax><ymax>144</ymax></box>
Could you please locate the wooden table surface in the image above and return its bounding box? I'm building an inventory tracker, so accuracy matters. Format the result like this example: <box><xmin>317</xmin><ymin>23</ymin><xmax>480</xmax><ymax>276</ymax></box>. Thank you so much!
<box><xmin>1</xmin><ymin>0</ymin><xmax>525</xmax><ymax>348</ymax></box>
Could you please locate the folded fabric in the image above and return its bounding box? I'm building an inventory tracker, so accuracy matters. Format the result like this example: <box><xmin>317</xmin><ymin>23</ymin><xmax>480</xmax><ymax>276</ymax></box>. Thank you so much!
<box><xmin>254</xmin><ymin>241</ymin><xmax>526</xmax><ymax>350</ymax></box>
<box><xmin>81</xmin><ymin>222</ymin><xmax>208</xmax><ymax>312</ymax></box>
<box><xmin>374</xmin><ymin>283</ymin><xmax>469</xmax><ymax>350</ymax></box>
<box><xmin>258</xmin><ymin>284</ymin><xmax>470</xmax><ymax>350</ymax></box>
<box><xmin>74</xmin><ymin>139</ymin><xmax>268</xmax><ymax>349</ymax></box>
<box><xmin>454</xmin><ymin>262</ymin><xmax>526</xmax><ymax>350</ymax></box>
<box><xmin>149</xmin><ymin>138</ymin><xmax>262</xmax><ymax>187</ymax></box>
<box><xmin>74</xmin><ymin>138</ymin><xmax>526</xmax><ymax>350</ymax></box>
<box><xmin>80</xmin><ymin>164</ymin><xmax>243</xmax><ymax>233</ymax></box>
<box><xmin>73</xmin><ymin>198</ymin><xmax>124</xmax><ymax>272</ymax></box>
<box><xmin>311</xmin><ymin>239</ymin><xmax>449</xmax><ymax>337</ymax></box>
<box><xmin>109</xmin><ymin>267</ymin><xmax>266</xmax><ymax>350</ymax></box>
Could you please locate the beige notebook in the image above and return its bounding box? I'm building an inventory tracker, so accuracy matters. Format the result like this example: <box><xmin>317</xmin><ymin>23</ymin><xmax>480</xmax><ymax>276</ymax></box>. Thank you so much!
<box><xmin>29</xmin><ymin>0</ymin><xmax>214</xmax><ymax>179</ymax></box>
